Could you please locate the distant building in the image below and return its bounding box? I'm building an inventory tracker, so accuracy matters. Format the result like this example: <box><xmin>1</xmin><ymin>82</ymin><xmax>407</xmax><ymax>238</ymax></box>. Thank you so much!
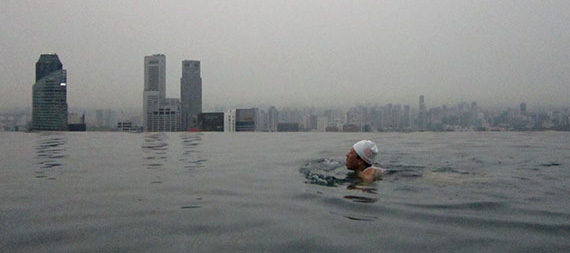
<box><xmin>235</xmin><ymin>108</ymin><xmax>257</xmax><ymax>132</ymax></box>
<box><xmin>520</xmin><ymin>102</ymin><xmax>527</xmax><ymax>115</ymax></box>
<box><xmin>117</xmin><ymin>121</ymin><xmax>138</xmax><ymax>132</ymax></box>
<box><xmin>95</xmin><ymin>109</ymin><xmax>117</xmax><ymax>129</ymax></box>
<box><xmin>224</xmin><ymin>109</ymin><xmax>236</xmax><ymax>132</ymax></box>
<box><xmin>342</xmin><ymin>124</ymin><xmax>360</xmax><ymax>132</ymax></box>
<box><xmin>277</xmin><ymin>123</ymin><xmax>299</xmax><ymax>132</ymax></box>
<box><xmin>223</xmin><ymin>108</ymin><xmax>262</xmax><ymax>132</ymax></box>
<box><xmin>32</xmin><ymin>54</ymin><xmax>68</xmax><ymax>131</ymax></box>
<box><xmin>199</xmin><ymin>112</ymin><xmax>224</xmax><ymax>132</ymax></box>
<box><xmin>325</xmin><ymin>125</ymin><xmax>339</xmax><ymax>132</ymax></box>
<box><xmin>180</xmin><ymin>60</ymin><xmax>202</xmax><ymax>131</ymax></box>
<box><xmin>68</xmin><ymin>112</ymin><xmax>86</xmax><ymax>131</ymax></box>
<box><xmin>267</xmin><ymin>106</ymin><xmax>279</xmax><ymax>132</ymax></box>
<box><xmin>418</xmin><ymin>95</ymin><xmax>427</xmax><ymax>131</ymax></box>
<box><xmin>146</xmin><ymin>98</ymin><xmax>181</xmax><ymax>132</ymax></box>
<box><xmin>403</xmin><ymin>105</ymin><xmax>411</xmax><ymax>129</ymax></box>
<box><xmin>316</xmin><ymin>116</ymin><xmax>328</xmax><ymax>132</ymax></box>
<box><xmin>142</xmin><ymin>54</ymin><xmax>182</xmax><ymax>132</ymax></box>
<box><xmin>143</xmin><ymin>54</ymin><xmax>166</xmax><ymax>131</ymax></box>
<box><xmin>96</xmin><ymin>110</ymin><xmax>104</xmax><ymax>127</ymax></box>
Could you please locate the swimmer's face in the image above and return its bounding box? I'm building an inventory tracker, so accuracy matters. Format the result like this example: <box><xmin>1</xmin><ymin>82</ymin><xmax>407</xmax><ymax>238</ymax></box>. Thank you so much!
<box><xmin>345</xmin><ymin>148</ymin><xmax>362</xmax><ymax>170</ymax></box>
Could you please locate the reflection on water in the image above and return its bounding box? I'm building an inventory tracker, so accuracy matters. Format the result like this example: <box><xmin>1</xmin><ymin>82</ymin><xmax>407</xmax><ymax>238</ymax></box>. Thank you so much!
<box><xmin>142</xmin><ymin>133</ymin><xmax>168</xmax><ymax>170</ymax></box>
<box><xmin>180</xmin><ymin>133</ymin><xmax>206</xmax><ymax>169</ymax></box>
<box><xmin>140</xmin><ymin>133</ymin><xmax>206</xmax><ymax>185</ymax></box>
<box><xmin>343</xmin><ymin>180</ymin><xmax>379</xmax><ymax>205</ymax></box>
<box><xmin>34</xmin><ymin>133</ymin><xmax>67</xmax><ymax>179</ymax></box>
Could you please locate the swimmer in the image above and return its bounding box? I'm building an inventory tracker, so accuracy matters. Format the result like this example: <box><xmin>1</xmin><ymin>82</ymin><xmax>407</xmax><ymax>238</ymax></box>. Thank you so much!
<box><xmin>346</xmin><ymin>140</ymin><xmax>385</xmax><ymax>183</ymax></box>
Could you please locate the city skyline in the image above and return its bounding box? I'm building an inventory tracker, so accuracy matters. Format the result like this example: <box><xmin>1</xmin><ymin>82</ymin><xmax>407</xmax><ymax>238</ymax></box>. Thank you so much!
<box><xmin>1</xmin><ymin>1</ymin><xmax>569</xmax><ymax>110</ymax></box>
<box><xmin>2</xmin><ymin>91</ymin><xmax>569</xmax><ymax>132</ymax></box>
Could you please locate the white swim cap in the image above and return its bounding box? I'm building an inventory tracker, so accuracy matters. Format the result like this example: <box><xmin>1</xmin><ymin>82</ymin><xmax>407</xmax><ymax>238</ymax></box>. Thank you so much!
<box><xmin>352</xmin><ymin>140</ymin><xmax>378</xmax><ymax>165</ymax></box>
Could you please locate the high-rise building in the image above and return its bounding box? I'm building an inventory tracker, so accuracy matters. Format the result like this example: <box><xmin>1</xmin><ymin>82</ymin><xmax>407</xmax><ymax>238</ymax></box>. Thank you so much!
<box><xmin>418</xmin><ymin>95</ymin><xmax>427</xmax><ymax>131</ymax></box>
<box><xmin>180</xmin><ymin>60</ymin><xmax>202</xmax><ymax>131</ymax></box>
<box><xmin>144</xmin><ymin>54</ymin><xmax>166</xmax><ymax>99</ymax></box>
<box><xmin>143</xmin><ymin>54</ymin><xmax>168</xmax><ymax>132</ymax></box>
<box><xmin>32</xmin><ymin>54</ymin><xmax>68</xmax><ymax>131</ymax></box>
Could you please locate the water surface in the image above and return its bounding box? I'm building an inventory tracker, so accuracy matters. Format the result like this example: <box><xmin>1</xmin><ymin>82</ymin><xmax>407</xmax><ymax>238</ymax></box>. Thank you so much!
<box><xmin>1</xmin><ymin>132</ymin><xmax>569</xmax><ymax>252</ymax></box>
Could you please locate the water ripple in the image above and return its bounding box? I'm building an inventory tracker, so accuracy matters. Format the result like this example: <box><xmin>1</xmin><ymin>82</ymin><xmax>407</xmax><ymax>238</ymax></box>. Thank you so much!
<box><xmin>180</xmin><ymin>133</ymin><xmax>206</xmax><ymax>169</ymax></box>
<box><xmin>403</xmin><ymin>201</ymin><xmax>507</xmax><ymax>211</ymax></box>
<box><xmin>34</xmin><ymin>134</ymin><xmax>67</xmax><ymax>179</ymax></box>
<box><xmin>142</xmin><ymin>133</ymin><xmax>168</xmax><ymax>169</ymax></box>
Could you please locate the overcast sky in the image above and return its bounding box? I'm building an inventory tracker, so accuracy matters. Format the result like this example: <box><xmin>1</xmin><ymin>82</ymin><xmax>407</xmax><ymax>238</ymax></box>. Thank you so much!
<box><xmin>1</xmin><ymin>0</ymin><xmax>569</xmax><ymax>110</ymax></box>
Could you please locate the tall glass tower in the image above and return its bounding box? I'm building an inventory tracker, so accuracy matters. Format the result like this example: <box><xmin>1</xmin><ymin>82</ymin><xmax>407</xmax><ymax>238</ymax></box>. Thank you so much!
<box><xmin>180</xmin><ymin>60</ymin><xmax>202</xmax><ymax>131</ymax></box>
<box><xmin>32</xmin><ymin>54</ymin><xmax>68</xmax><ymax>131</ymax></box>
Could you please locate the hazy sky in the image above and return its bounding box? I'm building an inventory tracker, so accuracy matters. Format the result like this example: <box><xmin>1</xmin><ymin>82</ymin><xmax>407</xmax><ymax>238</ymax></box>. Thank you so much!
<box><xmin>1</xmin><ymin>0</ymin><xmax>569</xmax><ymax>110</ymax></box>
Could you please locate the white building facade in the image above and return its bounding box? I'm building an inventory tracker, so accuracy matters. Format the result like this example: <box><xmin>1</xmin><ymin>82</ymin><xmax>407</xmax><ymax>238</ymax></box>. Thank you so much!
<box><xmin>224</xmin><ymin>109</ymin><xmax>236</xmax><ymax>132</ymax></box>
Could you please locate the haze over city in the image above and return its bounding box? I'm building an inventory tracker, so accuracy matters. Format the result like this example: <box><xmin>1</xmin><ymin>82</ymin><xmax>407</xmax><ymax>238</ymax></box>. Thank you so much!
<box><xmin>1</xmin><ymin>0</ymin><xmax>569</xmax><ymax>111</ymax></box>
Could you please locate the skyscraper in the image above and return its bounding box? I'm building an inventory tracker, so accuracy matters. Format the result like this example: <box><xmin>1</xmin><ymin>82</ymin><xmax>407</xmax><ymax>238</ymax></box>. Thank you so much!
<box><xmin>32</xmin><ymin>54</ymin><xmax>68</xmax><ymax>131</ymax></box>
<box><xmin>144</xmin><ymin>54</ymin><xmax>166</xmax><ymax>99</ymax></box>
<box><xmin>180</xmin><ymin>60</ymin><xmax>202</xmax><ymax>131</ymax></box>
<box><xmin>142</xmin><ymin>54</ymin><xmax>181</xmax><ymax>132</ymax></box>
<box><xmin>143</xmin><ymin>54</ymin><xmax>165</xmax><ymax>131</ymax></box>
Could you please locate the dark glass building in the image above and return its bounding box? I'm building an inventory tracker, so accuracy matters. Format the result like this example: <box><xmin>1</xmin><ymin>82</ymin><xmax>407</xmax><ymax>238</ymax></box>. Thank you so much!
<box><xmin>32</xmin><ymin>54</ymin><xmax>68</xmax><ymax>131</ymax></box>
<box><xmin>198</xmin><ymin>112</ymin><xmax>224</xmax><ymax>132</ymax></box>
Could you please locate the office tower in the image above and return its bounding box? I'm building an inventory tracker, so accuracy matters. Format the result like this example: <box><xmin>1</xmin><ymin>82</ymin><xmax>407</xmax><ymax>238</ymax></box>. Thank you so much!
<box><xmin>180</xmin><ymin>60</ymin><xmax>202</xmax><ymax>131</ymax></box>
<box><xmin>144</xmin><ymin>54</ymin><xmax>166</xmax><ymax>99</ymax></box>
<box><xmin>143</xmin><ymin>54</ymin><xmax>166</xmax><ymax>131</ymax></box>
<box><xmin>32</xmin><ymin>54</ymin><xmax>68</xmax><ymax>131</ymax></box>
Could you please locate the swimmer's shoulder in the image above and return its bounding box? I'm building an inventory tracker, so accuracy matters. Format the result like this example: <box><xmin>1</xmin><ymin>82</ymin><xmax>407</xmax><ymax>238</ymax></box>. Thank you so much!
<box><xmin>363</xmin><ymin>166</ymin><xmax>385</xmax><ymax>181</ymax></box>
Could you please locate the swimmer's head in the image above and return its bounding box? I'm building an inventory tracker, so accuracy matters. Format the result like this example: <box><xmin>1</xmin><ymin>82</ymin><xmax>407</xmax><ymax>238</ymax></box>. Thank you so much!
<box><xmin>352</xmin><ymin>140</ymin><xmax>378</xmax><ymax>165</ymax></box>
